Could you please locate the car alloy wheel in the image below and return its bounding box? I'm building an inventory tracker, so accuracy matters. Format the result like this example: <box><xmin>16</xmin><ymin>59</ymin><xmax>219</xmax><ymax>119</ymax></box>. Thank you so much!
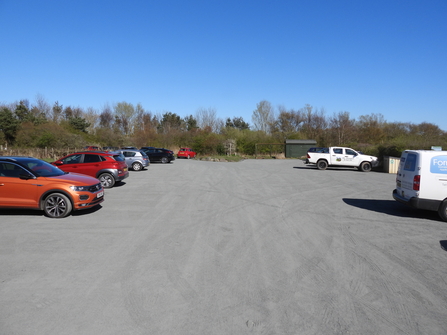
<box><xmin>99</xmin><ymin>173</ymin><xmax>115</xmax><ymax>188</ymax></box>
<box><xmin>132</xmin><ymin>162</ymin><xmax>143</xmax><ymax>171</ymax></box>
<box><xmin>44</xmin><ymin>193</ymin><xmax>72</xmax><ymax>218</ymax></box>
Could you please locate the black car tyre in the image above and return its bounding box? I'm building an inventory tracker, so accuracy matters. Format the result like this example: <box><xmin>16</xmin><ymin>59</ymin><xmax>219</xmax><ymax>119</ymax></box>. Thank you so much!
<box><xmin>161</xmin><ymin>157</ymin><xmax>169</xmax><ymax>164</ymax></box>
<box><xmin>317</xmin><ymin>160</ymin><xmax>328</xmax><ymax>170</ymax></box>
<box><xmin>44</xmin><ymin>193</ymin><xmax>72</xmax><ymax>218</ymax></box>
<box><xmin>438</xmin><ymin>200</ymin><xmax>447</xmax><ymax>222</ymax></box>
<box><xmin>360</xmin><ymin>161</ymin><xmax>372</xmax><ymax>172</ymax></box>
<box><xmin>99</xmin><ymin>173</ymin><xmax>115</xmax><ymax>188</ymax></box>
<box><xmin>132</xmin><ymin>162</ymin><xmax>143</xmax><ymax>171</ymax></box>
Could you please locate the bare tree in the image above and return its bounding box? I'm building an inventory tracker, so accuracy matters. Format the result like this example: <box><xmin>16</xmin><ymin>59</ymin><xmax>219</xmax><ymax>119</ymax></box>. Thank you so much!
<box><xmin>300</xmin><ymin>104</ymin><xmax>327</xmax><ymax>141</ymax></box>
<box><xmin>329</xmin><ymin>111</ymin><xmax>355</xmax><ymax>145</ymax></box>
<box><xmin>356</xmin><ymin>113</ymin><xmax>386</xmax><ymax>144</ymax></box>
<box><xmin>252</xmin><ymin>100</ymin><xmax>275</xmax><ymax>133</ymax></box>
<box><xmin>33</xmin><ymin>94</ymin><xmax>51</xmax><ymax>119</ymax></box>
<box><xmin>99</xmin><ymin>104</ymin><xmax>114</xmax><ymax>128</ymax></box>
<box><xmin>84</xmin><ymin>107</ymin><xmax>99</xmax><ymax>134</ymax></box>
<box><xmin>276</xmin><ymin>105</ymin><xmax>304</xmax><ymax>134</ymax></box>
<box><xmin>114</xmin><ymin>102</ymin><xmax>136</xmax><ymax>136</ymax></box>
<box><xmin>195</xmin><ymin>107</ymin><xmax>222</xmax><ymax>133</ymax></box>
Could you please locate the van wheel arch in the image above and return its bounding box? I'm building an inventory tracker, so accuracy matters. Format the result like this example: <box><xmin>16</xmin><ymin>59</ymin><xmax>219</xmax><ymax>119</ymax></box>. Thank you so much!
<box><xmin>438</xmin><ymin>200</ymin><xmax>447</xmax><ymax>222</ymax></box>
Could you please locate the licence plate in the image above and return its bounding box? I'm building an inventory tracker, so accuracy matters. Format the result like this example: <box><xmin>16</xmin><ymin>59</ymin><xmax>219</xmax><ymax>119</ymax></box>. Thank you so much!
<box><xmin>97</xmin><ymin>191</ymin><xmax>104</xmax><ymax>198</ymax></box>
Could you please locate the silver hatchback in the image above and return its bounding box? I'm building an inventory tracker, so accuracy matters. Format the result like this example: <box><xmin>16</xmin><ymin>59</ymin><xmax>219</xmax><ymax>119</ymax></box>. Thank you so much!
<box><xmin>114</xmin><ymin>149</ymin><xmax>150</xmax><ymax>171</ymax></box>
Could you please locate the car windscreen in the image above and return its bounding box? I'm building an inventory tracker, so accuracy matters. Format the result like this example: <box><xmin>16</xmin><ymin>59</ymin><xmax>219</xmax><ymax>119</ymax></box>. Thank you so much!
<box><xmin>20</xmin><ymin>158</ymin><xmax>66</xmax><ymax>177</ymax></box>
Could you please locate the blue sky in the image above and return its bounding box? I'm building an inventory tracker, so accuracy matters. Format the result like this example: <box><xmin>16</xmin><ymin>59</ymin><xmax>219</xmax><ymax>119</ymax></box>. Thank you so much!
<box><xmin>1</xmin><ymin>0</ymin><xmax>446</xmax><ymax>130</ymax></box>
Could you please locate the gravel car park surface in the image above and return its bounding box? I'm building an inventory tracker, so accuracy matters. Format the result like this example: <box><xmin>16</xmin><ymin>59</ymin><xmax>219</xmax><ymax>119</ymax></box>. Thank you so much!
<box><xmin>1</xmin><ymin>159</ymin><xmax>447</xmax><ymax>334</ymax></box>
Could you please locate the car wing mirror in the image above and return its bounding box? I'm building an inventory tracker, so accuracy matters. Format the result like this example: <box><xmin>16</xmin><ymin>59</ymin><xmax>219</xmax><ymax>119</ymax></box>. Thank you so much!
<box><xmin>19</xmin><ymin>173</ymin><xmax>35</xmax><ymax>180</ymax></box>
<box><xmin>54</xmin><ymin>161</ymin><xmax>63</xmax><ymax>165</ymax></box>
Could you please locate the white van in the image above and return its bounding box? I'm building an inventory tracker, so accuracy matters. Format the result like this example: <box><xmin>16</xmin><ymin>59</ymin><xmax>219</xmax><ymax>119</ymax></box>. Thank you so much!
<box><xmin>393</xmin><ymin>150</ymin><xmax>447</xmax><ymax>221</ymax></box>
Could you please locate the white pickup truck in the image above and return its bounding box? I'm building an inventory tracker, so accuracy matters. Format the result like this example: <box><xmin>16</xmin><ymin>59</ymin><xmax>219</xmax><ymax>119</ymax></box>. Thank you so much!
<box><xmin>306</xmin><ymin>147</ymin><xmax>379</xmax><ymax>172</ymax></box>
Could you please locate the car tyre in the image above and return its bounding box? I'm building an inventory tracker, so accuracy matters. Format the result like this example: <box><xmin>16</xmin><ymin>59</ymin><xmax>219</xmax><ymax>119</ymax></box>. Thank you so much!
<box><xmin>99</xmin><ymin>173</ymin><xmax>115</xmax><ymax>188</ymax></box>
<box><xmin>360</xmin><ymin>161</ymin><xmax>372</xmax><ymax>172</ymax></box>
<box><xmin>161</xmin><ymin>157</ymin><xmax>169</xmax><ymax>164</ymax></box>
<box><xmin>438</xmin><ymin>200</ymin><xmax>447</xmax><ymax>222</ymax></box>
<box><xmin>317</xmin><ymin>160</ymin><xmax>328</xmax><ymax>170</ymax></box>
<box><xmin>44</xmin><ymin>193</ymin><xmax>72</xmax><ymax>218</ymax></box>
<box><xmin>132</xmin><ymin>162</ymin><xmax>143</xmax><ymax>171</ymax></box>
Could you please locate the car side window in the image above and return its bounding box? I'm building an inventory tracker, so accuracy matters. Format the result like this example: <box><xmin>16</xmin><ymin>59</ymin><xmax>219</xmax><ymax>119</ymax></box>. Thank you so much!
<box><xmin>333</xmin><ymin>148</ymin><xmax>343</xmax><ymax>154</ymax></box>
<box><xmin>84</xmin><ymin>154</ymin><xmax>101</xmax><ymax>163</ymax></box>
<box><xmin>62</xmin><ymin>154</ymin><xmax>82</xmax><ymax>164</ymax></box>
<box><xmin>345</xmin><ymin>149</ymin><xmax>356</xmax><ymax>156</ymax></box>
<box><xmin>0</xmin><ymin>163</ymin><xmax>26</xmax><ymax>178</ymax></box>
<box><xmin>123</xmin><ymin>151</ymin><xmax>135</xmax><ymax>157</ymax></box>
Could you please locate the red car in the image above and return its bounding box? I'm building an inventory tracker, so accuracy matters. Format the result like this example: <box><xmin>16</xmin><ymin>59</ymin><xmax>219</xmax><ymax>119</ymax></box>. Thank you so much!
<box><xmin>0</xmin><ymin>156</ymin><xmax>104</xmax><ymax>218</ymax></box>
<box><xmin>177</xmin><ymin>147</ymin><xmax>196</xmax><ymax>159</ymax></box>
<box><xmin>84</xmin><ymin>146</ymin><xmax>101</xmax><ymax>151</ymax></box>
<box><xmin>52</xmin><ymin>151</ymin><xmax>129</xmax><ymax>188</ymax></box>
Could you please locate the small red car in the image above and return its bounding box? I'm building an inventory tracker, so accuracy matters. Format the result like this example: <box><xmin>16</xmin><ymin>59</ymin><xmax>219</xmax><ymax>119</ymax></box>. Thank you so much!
<box><xmin>84</xmin><ymin>146</ymin><xmax>101</xmax><ymax>151</ymax></box>
<box><xmin>177</xmin><ymin>148</ymin><xmax>196</xmax><ymax>159</ymax></box>
<box><xmin>52</xmin><ymin>151</ymin><xmax>129</xmax><ymax>188</ymax></box>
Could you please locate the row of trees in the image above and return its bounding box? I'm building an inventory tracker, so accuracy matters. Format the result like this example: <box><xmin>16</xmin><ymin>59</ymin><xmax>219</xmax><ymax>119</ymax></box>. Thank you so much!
<box><xmin>1</xmin><ymin>96</ymin><xmax>446</xmax><ymax>158</ymax></box>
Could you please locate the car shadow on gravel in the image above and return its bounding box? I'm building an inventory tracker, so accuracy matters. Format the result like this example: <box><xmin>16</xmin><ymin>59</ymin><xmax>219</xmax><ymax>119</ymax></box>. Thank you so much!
<box><xmin>70</xmin><ymin>204</ymin><xmax>103</xmax><ymax>216</ymax></box>
<box><xmin>440</xmin><ymin>241</ymin><xmax>447</xmax><ymax>252</ymax></box>
<box><xmin>112</xmin><ymin>181</ymin><xmax>126</xmax><ymax>187</ymax></box>
<box><xmin>0</xmin><ymin>209</ymin><xmax>43</xmax><ymax>217</ymax></box>
<box><xmin>294</xmin><ymin>166</ymin><xmax>364</xmax><ymax>171</ymax></box>
<box><xmin>342</xmin><ymin>198</ymin><xmax>441</xmax><ymax>221</ymax></box>
<box><xmin>0</xmin><ymin>204</ymin><xmax>103</xmax><ymax>218</ymax></box>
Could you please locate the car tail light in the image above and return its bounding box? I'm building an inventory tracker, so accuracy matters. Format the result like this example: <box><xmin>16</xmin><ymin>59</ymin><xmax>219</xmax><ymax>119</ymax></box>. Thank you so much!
<box><xmin>413</xmin><ymin>175</ymin><xmax>420</xmax><ymax>191</ymax></box>
<box><xmin>307</xmin><ymin>154</ymin><xmax>310</xmax><ymax>158</ymax></box>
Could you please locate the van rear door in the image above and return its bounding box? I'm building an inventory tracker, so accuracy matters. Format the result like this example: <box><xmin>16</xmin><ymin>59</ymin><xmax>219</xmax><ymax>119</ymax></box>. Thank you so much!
<box><xmin>396</xmin><ymin>152</ymin><xmax>419</xmax><ymax>201</ymax></box>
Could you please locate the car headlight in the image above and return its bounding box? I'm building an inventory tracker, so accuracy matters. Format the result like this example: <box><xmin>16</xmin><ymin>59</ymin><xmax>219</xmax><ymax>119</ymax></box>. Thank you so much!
<box><xmin>70</xmin><ymin>185</ymin><xmax>89</xmax><ymax>192</ymax></box>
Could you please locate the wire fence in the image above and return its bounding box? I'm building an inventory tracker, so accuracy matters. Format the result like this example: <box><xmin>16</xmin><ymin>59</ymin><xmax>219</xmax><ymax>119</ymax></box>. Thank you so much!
<box><xmin>0</xmin><ymin>147</ymin><xmax>84</xmax><ymax>161</ymax></box>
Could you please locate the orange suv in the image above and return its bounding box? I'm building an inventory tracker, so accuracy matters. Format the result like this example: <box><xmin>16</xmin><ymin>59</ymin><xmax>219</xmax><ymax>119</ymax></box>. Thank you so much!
<box><xmin>0</xmin><ymin>156</ymin><xmax>104</xmax><ymax>218</ymax></box>
<box><xmin>52</xmin><ymin>151</ymin><xmax>129</xmax><ymax>188</ymax></box>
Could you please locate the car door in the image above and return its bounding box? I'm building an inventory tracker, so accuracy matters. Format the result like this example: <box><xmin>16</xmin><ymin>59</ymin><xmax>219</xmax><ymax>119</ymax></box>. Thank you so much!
<box><xmin>57</xmin><ymin>153</ymin><xmax>83</xmax><ymax>174</ymax></box>
<box><xmin>122</xmin><ymin>151</ymin><xmax>136</xmax><ymax>168</ymax></box>
<box><xmin>0</xmin><ymin>162</ymin><xmax>38</xmax><ymax>207</ymax></box>
<box><xmin>331</xmin><ymin>148</ymin><xmax>344</xmax><ymax>164</ymax></box>
<box><xmin>146</xmin><ymin>149</ymin><xmax>160</xmax><ymax>162</ymax></box>
<box><xmin>343</xmin><ymin>148</ymin><xmax>360</xmax><ymax>167</ymax></box>
<box><xmin>80</xmin><ymin>154</ymin><xmax>104</xmax><ymax>178</ymax></box>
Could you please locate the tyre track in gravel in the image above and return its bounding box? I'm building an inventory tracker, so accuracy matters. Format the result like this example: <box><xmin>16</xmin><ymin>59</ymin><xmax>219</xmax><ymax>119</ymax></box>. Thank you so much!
<box><xmin>119</xmin><ymin>163</ymin><xmax>207</xmax><ymax>334</ymax></box>
<box><xmin>277</xmin><ymin>168</ymin><xmax>446</xmax><ymax>335</ymax></box>
<box><xmin>4</xmin><ymin>159</ymin><xmax>447</xmax><ymax>334</ymax></box>
<box><xmin>198</xmin><ymin>161</ymin><xmax>340</xmax><ymax>334</ymax></box>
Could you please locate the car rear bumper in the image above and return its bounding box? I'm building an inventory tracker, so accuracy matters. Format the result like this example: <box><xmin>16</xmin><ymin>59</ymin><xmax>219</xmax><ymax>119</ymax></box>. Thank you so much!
<box><xmin>392</xmin><ymin>189</ymin><xmax>441</xmax><ymax>211</ymax></box>
<box><xmin>117</xmin><ymin>171</ymin><xmax>129</xmax><ymax>181</ymax></box>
